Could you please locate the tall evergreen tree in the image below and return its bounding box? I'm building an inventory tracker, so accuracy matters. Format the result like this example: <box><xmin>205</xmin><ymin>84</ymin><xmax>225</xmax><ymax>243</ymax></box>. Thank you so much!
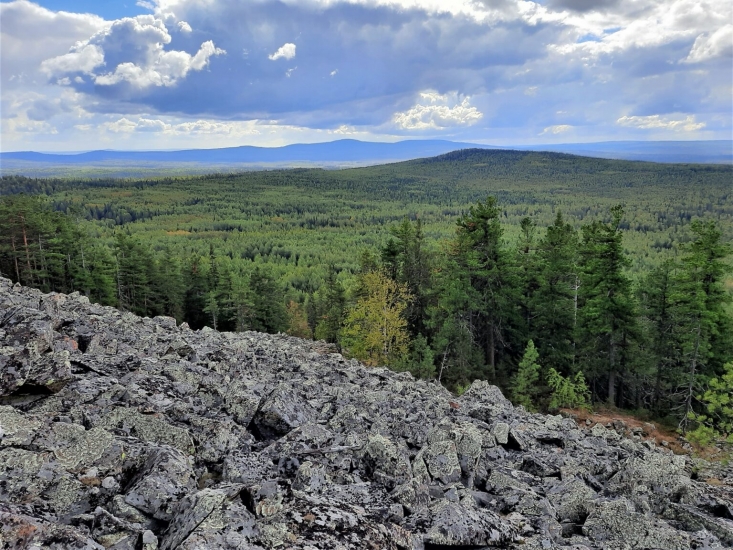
<box><xmin>312</xmin><ymin>265</ymin><xmax>346</xmax><ymax>344</ymax></box>
<box><xmin>381</xmin><ymin>218</ymin><xmax>433</xmax><ymax>337</ymax></box>
<box><xmin>675</xmin><ymin>220</ymin><xmax>732</xmax><ymax>431</ymax></box>
<box><xmin>638</xmin><ymin>260</ymin><xmax>682</xmax><ymax>413</ymax></box>
<box><xmin>248</xmin><ymin>267</ymin><xmax>288</xmax><ymax>334</ymax></box>
<box><xmin>577</xmin><ymin>206</ymin><xmax>639</xmax><ymax>405</ymax></box>
<box><xmin>533</xmin><ymin>212</ymin><xmax>579</xmax><ymax>375</ymax></box>
<box><xmin>432</xmin><ymin>197</ymin><xmax>521</xmax><ymax>386</ymax></box>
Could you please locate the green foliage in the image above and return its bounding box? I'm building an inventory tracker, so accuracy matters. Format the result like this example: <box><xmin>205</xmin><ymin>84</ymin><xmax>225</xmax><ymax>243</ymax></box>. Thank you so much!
<box><xmin>688</xmin><ymin>362</ymin><xmax>733</xmax><ymax>447</ymax></box>
<box><xmin>394</xmin><ymin>334</ymin><xmax>436</xmax><ymax>380</ymax></box>
<box><xmin>311</xmin><ymin>265</ymin><xmax>346</xmax><ymax>344</ymax></box>
<box><xmin>576</xmin><ymin>206</ymin><xmax>639</xmax><ymax>405</ymax></box>
<box><xmin>532</xmin><ymin>212</ymin><xmax>579</xmax><ymax>375</ymax></box>
<box><xmin>547</xmin><ymin>368</ymin><xmax>591</xmax><ymax>411</ymax></box>
<box><xmin>512</xmin><ymin>340</ymin><xmax>541</xmax><ymax>411</ymax></box>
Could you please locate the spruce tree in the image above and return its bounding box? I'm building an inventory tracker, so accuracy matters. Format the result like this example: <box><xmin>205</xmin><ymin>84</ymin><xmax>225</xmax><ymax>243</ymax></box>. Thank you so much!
<box><xmin>577</xmin><ymin>206</ymin><xmax>638</xmax><ymax>406</ymax></box>
<box><xmin>512</xmin><ymin>340</ymin><xmax>541</xmax><ymax>411</ymax></box>
<box><xmin>533</xmin><ymin>212</ymin><xmax>579</xmax><ymax>375</ymax></box>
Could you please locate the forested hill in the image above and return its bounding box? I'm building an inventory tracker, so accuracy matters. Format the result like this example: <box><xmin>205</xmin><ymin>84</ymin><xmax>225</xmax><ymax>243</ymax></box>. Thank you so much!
<box><xmin>358</xmin><ymin>148</ymin><xmax>732</xmax><ymax>186</ymax></box>
<box><xmin>0</xmin><ymin>150</ymin><xmax>731</xmax><ymax>440</ymax></box>
<box><xmin>1</xmin><ymin>140</ymin><xmax>730</xmax><ymax>179</ymax></box>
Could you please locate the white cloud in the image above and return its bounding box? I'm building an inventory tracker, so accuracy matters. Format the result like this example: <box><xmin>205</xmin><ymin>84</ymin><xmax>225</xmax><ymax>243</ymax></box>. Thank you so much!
<box><xmin>104</xmin><ymin>117</ymin><xmax>138</xmax><ymax>133</ymax></box>
<box><xmin>332</xmin><ymin>124</ymin><xmax>357</xmax><ymax>134</ymax></box>
<box><xmin>99</xmin><ymin>117</ymin><xmax>254</xmax><ymax>135</ymax></box>
<box><xmin>269</xmin><ymin>43</ymin><xmax>297</xmax><ymax>61</ymax></box>
<box><xmin>684</xmin><ymin>24</ymin><xmax>733</xmax><ymax>63</ymax></box>
<box><xmin>41</xmin><ymin>15</ymin><xmax>225</xmax><ymax>89</ymax></box>
<box><xmin>524</xmin><ymin>86</ymin><xmax>538</xmax><ymax>96</ymax></box>
<box><xmin>330</xmin><ymin>69</ymin><xmax>338</xmax><ymax>77</ymax></box>
<box><xmin>136</xmin><ymin>118</ymin><xmax>171</xmax><ymax>132</ymax></box>
<box><xmin>393</xmin><ymin>91</ymin><xmax>483</xmax><ymax>130</ymax></box>
<box><xmin>177</xmin><ymin>21</ymin><xmax>193</xmax><ymax>33</ymax></box>
<box><xmin>541</xmin><ymin>124</ymin><xmax>573</xmax><ymax>135</ymax></box>
<box><xmin>40</xmin><ymin>44</ymin><xmax>105</xmax><ymax>77</ymax></box>
<box><xmin>616</xmin><ymin>114</ymin><xmax>706</xmax><ymax>131</ymax></box>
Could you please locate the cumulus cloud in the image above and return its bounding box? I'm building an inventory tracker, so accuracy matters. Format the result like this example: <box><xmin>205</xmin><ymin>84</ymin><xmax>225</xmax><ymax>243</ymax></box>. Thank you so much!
<box><xmin>393</xmin><ymin>91</ymin><xmax>483</xmax><ymax>130</ymax></box>
<box><xmin>40</xmin><ymin>44</ymin><xmax>105</xmax><ymax>76</ymax></box>
<box><xmin>41</xmin><ymin>15</ymin><xmax>225</xmax><ymax>89</ymax></box>
<box><xmin>616</xmin><ymin>114</ymin><xmax>706</xmax><ymax>131</ymax></box>
<box><xmin>269</xmin><ymin>43</ymin><xmax>296</xmax><ymax>61</ymax></box>
<box><xmin>541</xmin><ymin>124</ymin><xmax>573</xmax><ymax>135</ymax></box>
<box><xmin>104</xmin><ymin>117</ymin><xmax>138</xmax><ymax>133</ymax></box>
<box><xmin>684</xmin><ymin>24</ymin><xmax>733</xmax><ymax>63</ymax></box>
<box><xmin>177</xmin><ymin>21</ymin><xmax>193</xmax><ymax>33</ymax></box>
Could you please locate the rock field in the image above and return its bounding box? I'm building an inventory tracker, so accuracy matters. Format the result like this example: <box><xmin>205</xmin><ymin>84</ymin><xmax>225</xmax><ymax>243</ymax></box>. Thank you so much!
<box><xmin>1</xmin><ymin>277</ymin><xmax>732</xmax><ymax>549</ymax></box>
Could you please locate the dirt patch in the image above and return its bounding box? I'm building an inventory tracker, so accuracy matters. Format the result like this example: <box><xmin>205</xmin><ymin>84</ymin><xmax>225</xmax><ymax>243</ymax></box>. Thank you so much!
<box><xmin>561</xmin><ymin>407</ymin><xmax>689</xmax><ymax>456</ymax></box>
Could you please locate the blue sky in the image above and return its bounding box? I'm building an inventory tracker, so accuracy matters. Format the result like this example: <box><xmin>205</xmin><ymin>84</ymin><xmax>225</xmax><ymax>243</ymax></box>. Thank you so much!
<box><xmin>1</xmin><ymin>0</ymin><xmax>730</xmax><ymax>151</ymax></box>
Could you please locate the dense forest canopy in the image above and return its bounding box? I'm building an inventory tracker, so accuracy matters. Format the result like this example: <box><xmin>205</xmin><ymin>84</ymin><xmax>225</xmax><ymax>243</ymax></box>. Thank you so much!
<box><xmin>1</xmin><ymin>150</ymin><xmax>731</xmax><ymax>442</ymax></box>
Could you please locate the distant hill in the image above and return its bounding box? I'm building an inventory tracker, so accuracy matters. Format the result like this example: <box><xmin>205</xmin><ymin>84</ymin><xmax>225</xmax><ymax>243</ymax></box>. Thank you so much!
<box><xmin>519</xmin><ymin>140</ymin><xmax>732</xmax><ymax>164</ymax></box>
<box><xmin>1</xmin><ymin>139</ymin><xmax>730</xmax><ymax>178</ymax></box>
<box><xmin>0</xmin><ymin>139</ymin><xmax>494</xmax><ymax>164</ymax></box>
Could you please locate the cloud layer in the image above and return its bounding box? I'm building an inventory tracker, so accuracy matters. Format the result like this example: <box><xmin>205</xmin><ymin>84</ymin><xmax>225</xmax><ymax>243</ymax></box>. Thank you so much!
<box><xmin>1</xmin><ymin>0</ymin><xmax>730</xmax><ymax>150</ymax></box>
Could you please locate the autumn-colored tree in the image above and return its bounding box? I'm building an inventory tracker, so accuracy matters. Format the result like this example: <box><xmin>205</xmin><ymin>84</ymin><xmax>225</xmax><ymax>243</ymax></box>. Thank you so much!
<box><xmin>286</xmin><ymin>300</ymin><xmax>312</xmax><ymax>339</ymax></box>
<box><xmin>340</xmin><ymin>270</ymin><xmax>411</xmax><ymax>367</ymax></box>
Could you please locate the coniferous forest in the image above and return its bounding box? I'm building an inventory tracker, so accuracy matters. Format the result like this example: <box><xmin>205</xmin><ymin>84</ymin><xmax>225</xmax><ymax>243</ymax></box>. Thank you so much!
<box><xmin>1</xmin><ymin>150</ymin><xmax>731</xmax><ymax>444</ymax></box>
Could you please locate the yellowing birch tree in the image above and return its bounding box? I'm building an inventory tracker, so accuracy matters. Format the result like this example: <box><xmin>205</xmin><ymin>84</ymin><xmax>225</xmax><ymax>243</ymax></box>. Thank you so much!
<box><xmin>340</xmin><ymin>271</ymin><xmax>411</xmax><ymax>367</ymax></box>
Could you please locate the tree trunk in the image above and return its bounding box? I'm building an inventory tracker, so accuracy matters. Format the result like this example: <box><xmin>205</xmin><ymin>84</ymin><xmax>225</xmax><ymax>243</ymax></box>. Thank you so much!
<box><xmin>20</xmin><ymin>216</ymin><xmax>33</xmax><ymax>284</ymax></box>
<box><xmin>488</xmin><ymin>327</ymin><xmax>495</xmax><ymax>376</ymax></box>
<box><xmin>608</xmin><ymin>370</ymin><xmax>617</xmax><ymax>406</ymax></box>
<box><xmin>11</xmin><ymin>236</ymin><xmax>21</xmax><ymax>283</ymax></box>
<box><xmin>682</xmin><ymin>318</ymin><xmax>702</xmax><ymax>433</ymax></box>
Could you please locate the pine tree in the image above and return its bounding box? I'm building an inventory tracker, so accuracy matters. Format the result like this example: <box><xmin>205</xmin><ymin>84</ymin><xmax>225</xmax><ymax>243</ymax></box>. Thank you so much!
<box><xmin>394</xmin><ymin>334</ymin><xmax>436</xmax><ymax>380</ymax></box>
<box><xmin>547</xmin><ymin>368</ymin><xmax>591</xmax><ymax>410</ymax></box>
<box><xmin>248</xmin><ymin>267</ymin><xmax>288</xmax><ymax>334</ymax></box>
<box><xmin>638</xmin><ymin>260</ymin><xmax>682</xmax><ymax>413</ymax></box>
<box><xmin>688</xmin><ymin>361</ymin><xmax>733</xmax><ymax>446</ymax></box>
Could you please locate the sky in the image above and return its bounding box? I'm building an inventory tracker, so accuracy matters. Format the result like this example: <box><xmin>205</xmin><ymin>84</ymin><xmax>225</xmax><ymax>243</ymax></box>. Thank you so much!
<box><xmin>0</xmin><ymin>0</ymin><xmax>731</xmax><ymax>151</ymax></box>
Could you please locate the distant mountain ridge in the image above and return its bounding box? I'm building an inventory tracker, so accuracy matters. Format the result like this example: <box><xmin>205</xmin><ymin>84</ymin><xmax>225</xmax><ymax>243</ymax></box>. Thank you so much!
<box><xmin>1</xmin><ymin>139</ymin><xmax>730</xmax><ymax>167</ymax></box>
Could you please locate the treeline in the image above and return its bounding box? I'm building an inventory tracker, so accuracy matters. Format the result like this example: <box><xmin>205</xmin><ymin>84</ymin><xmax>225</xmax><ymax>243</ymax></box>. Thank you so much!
<box><xmin>1</xmin><ymin>194</ymin><xmax>731</xmax><ymax>442</ymax></box>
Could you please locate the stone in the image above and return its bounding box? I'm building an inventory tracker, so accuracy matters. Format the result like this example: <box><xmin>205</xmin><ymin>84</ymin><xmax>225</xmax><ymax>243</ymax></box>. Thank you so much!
<box><xmin>425</xmin><ymin>501</ymin><xmax>519</xmax><ymax>546</ymax></box>
<box><xmin>583</xmin><ymin>498</ymin><xmax>691</xmax><ymax>550</ymax></box>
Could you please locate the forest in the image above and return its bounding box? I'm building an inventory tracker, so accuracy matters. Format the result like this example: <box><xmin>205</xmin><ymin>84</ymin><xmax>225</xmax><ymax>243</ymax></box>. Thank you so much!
<box><xmin>1</xmin><ymin>149</ymin><xmax>731</xmax><ymax>445</ymax></box>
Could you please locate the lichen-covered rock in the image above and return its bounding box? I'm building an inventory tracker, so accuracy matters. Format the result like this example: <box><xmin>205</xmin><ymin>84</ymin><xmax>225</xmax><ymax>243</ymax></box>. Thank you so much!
<box><xmin>583</xmin><ymin>498</ymin><xmax>691</xmax><ymax>550</ymax></box>
<box><xmin>425</xmin><ymin>501</ymin><xmax>519</xmax><ymax>546</ymax></box>
<box><xmin>124</xmin><ymin>447</ymin><xmax>197</xmax><ymax>521</ymax></box>
<box><xmin>0</xmin><ymin>277</ymin><xmax>731</xmax><ymax>550</ymax></box>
